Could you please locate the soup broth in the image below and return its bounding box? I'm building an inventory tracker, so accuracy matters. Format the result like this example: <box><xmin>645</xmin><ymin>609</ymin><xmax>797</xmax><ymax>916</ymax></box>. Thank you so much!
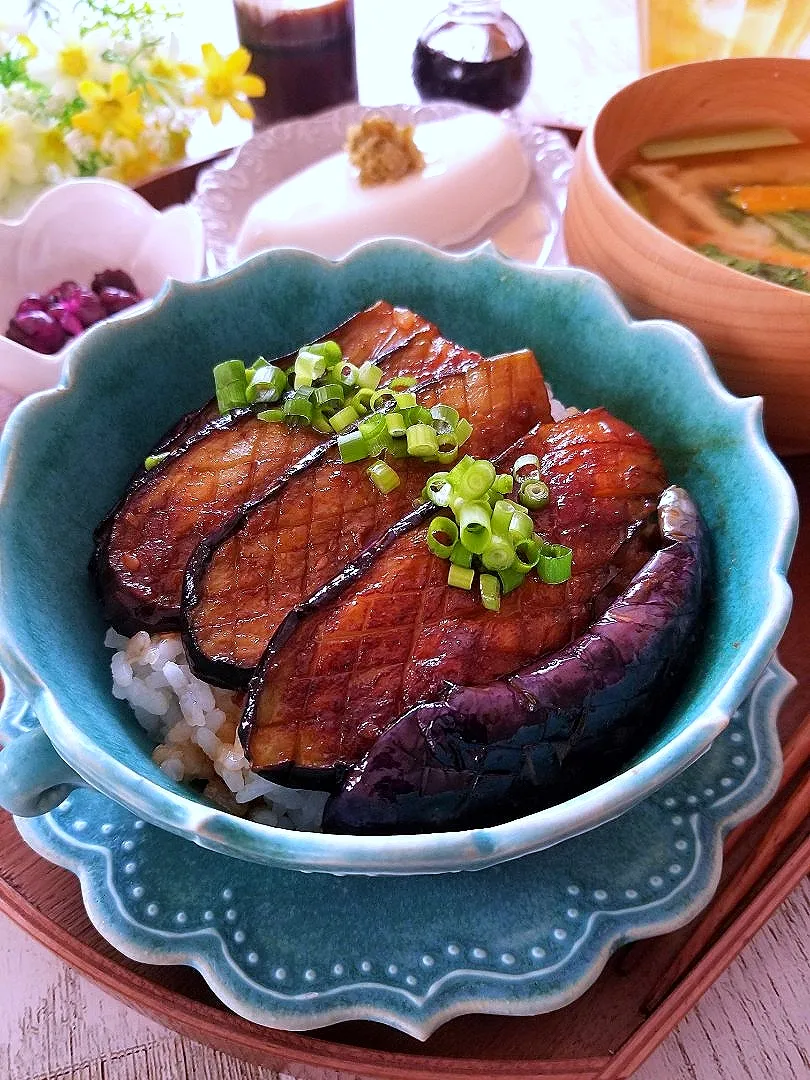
<box><xmin>614</xmin><ymin>127</ymin><xmax>810</xmax><ymax>293</ymax></box>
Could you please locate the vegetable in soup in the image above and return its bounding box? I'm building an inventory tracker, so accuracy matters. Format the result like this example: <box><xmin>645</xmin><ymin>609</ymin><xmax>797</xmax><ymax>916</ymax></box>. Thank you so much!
<box><xmin>615</xmin><ymin>126</ymin><xmax>810</xmax><ymax>293</ymax></box>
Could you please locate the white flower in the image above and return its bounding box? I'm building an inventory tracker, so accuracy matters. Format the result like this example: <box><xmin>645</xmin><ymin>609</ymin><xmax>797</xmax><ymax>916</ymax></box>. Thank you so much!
<box><xmin>27</xmin><ymin>24</ymin><xmax>113</xmax><ymax>98</ymax></box>
<box><xmin>43</xmin><ymin>162</ymin><xmax>65</xmax><ymax>185</ymax></box>
<box><xmin>64</xmin><ymin>128</ymin><xmax>95</xmax><ymax>158</ymax></box>
<box><xmin>0</xmin><ymin>107</ymin><xmax>39</xmax><ymax>201</ymax></box>
<box><xmin>7</xmin><ymin>84</ymin><xmax>38</xmax><ymax>112</ymax></box>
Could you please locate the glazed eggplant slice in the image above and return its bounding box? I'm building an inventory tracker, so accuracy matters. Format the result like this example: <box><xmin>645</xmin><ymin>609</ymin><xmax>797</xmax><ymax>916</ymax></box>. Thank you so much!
<box><xmin>323</xmin><ymin>486</ymin><xmax>708</xmax><ymax>834</ymax></box>
<box><xmin>182</xmin><ymin>348</ymin><xmax>553</xmax><ymax>688</ymax></box>
<box><xmin>146</xmin><ymin>301</ymin><xmax>420</xmax><ymax>457</ymax></box>
<box><xmin>92</xmin><ymin>302</ymin><xmax>473</xmax><ymax>634</ymax></box>
<box><xmin>240</xmin><ymin>408</ymin><xmax>669</xmax><ymax>790</ymax></box>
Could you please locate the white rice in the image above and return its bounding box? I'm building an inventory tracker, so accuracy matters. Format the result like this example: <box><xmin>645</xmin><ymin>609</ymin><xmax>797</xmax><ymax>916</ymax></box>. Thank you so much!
<box><xmin>104</xmin><ymin>627</ymin><xmax>328</xmax><ymax>830</ymax></box>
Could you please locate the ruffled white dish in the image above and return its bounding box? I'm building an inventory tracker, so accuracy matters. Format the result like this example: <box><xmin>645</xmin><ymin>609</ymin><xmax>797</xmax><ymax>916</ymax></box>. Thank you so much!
<box><xmin>0</xmin><ymin>178</ymin><xmax>204</xmax><ymax>397</ymax></box>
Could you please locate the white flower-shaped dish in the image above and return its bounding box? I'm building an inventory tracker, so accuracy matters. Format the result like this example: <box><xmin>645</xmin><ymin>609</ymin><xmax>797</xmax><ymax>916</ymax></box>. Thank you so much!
<box><xmin>0</xmin><ymin>178</ymin><xmax>205</xmax><ymax>396</ymax></box>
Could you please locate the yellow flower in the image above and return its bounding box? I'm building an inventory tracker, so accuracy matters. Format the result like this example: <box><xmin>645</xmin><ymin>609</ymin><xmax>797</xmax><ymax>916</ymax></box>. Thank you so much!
<box><xmin>73</xmin><ymin>70</ymin><xmax>145</xmax><ymax>142</ymax></box>
<box><xmin>16</xmin><ymin>34</ymin><xmax>38</xmax><ymax>59</ymax></box>
<box><xmin>101</xmin><ymin>140</ymin><xmax>160</xmax><ymax>185</ymax></box>
<box><xmin>0</xmin><ymin>110</ymin><xmax>38</xmax><ymax>201</ymax></box>
<box><xmin>165</xmin><ymin>127</ymin><xmax>190</xmax><ymax>163</ymax></box>
<box><xmin>37</xmin><ymin>126</ymin><xmax>75</xmax><ymax>172</ymax></box>
<box><xmin>58</xmin><ymin>44</ymin><xmax>93</xmax><ymax>80</ymax></box>
<box><xmin>149</xmin><ymin>54</ymin><xmax>199</xmax><ymax>82</ymax></box>
<box><xmin>193</xmin><ymin>44</ymin><xmax>265</xmax><ymax>124</ymax></box>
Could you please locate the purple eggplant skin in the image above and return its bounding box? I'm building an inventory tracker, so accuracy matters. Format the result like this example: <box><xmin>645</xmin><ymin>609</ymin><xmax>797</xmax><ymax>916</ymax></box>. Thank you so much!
<box><xmin>323</xmin><ymin>486</ymin><xmax>709</xmax><ymax>836</ymax></box>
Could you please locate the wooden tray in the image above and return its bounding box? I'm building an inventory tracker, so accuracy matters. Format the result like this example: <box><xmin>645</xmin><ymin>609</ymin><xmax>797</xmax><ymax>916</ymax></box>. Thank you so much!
<box><xmin>1</xmin><ymin>159</ymin><xmax>808</xmax><ymax>1077</ymax></box>
<box><xmin>0</xmin><ymin>457</ymin><xmax>808</xmax><ymax>1080</ymax></box>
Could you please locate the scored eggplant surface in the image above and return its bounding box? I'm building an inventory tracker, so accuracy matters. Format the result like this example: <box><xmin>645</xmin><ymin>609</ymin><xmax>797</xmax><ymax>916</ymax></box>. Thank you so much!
<box><xmin>240</xmin><ymin>408</ymin><xmax>671</xmax><ymax>791</ymax></box>
<box><xmin>91</xmin><ymin>301</ymin><xmax>473</xmax><ymax>634</ymax></box>
<box><xmin>324</xmin><ymin>485</ymin><xmax>708</xmax><ymax>834</ymax></box>
<box><xmin>182</xmin><ymin>348</ymin><xmax>552</xmax><ymax>689</ymax></box>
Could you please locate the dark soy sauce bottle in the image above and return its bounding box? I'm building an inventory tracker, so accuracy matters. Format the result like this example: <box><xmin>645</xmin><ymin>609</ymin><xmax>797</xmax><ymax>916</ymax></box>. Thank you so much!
<box><xmin>412</xmin><ymin>0</ymin><xmax>532</xmax><ymax>112</ymax></box>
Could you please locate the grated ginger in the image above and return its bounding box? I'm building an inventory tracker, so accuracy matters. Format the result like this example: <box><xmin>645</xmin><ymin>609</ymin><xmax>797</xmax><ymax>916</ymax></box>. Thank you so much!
<box><xmin>346</xmin><ymin>115</ymin><xmax>425</xmax><ymax>187</ymax></box>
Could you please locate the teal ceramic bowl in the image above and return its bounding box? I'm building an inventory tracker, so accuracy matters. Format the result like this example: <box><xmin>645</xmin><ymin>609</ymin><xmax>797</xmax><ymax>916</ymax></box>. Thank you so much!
<box><xmin>0</xmin><ymin>242</ymin><xmax>797</xmax><ymax>875</ymax></box>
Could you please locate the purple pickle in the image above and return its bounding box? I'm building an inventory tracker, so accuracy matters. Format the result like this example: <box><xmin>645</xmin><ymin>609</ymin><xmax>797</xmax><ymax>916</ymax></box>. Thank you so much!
<box><xmin>6</xmin><ymin>309</ymin><xmax>67</xmax><ymax>354</ymax></box>
<box><xmin>5</xmin><ymin>269</ymin><xmax>142</xmax><ymax>354</ymax></box>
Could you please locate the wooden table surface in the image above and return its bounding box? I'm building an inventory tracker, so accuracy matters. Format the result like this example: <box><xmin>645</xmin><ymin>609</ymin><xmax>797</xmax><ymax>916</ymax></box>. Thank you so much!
<box><xmin>1</xmin><ymin>2</ymin><xmax>809</xmax><ymax>1078</ymax></box>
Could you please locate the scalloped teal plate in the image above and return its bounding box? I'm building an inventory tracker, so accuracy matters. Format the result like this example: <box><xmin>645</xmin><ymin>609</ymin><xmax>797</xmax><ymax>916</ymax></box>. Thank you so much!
<box><xmin>0</xmin><ymin>241</ymin><xmax>798</xmax><ymax>874</ymax></box>
<box><xmin>3</xmin><ymin>659</ymin><xmax>791</xmax><ymax>1038</ymax></box>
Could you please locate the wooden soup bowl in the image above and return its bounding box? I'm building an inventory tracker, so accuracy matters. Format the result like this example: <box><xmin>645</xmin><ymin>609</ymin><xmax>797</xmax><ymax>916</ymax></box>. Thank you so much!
<box><xmin>564</xmin><ymin>57</ymin><xmax>810</xmax><ymax>456</ymax></box>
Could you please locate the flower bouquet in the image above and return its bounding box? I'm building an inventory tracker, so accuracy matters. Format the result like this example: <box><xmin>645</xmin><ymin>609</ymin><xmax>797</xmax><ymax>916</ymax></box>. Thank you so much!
<box><xmin>0</xmin><ymin>0</ymin><xmax>265</xmax><ymax>215</ymax></box>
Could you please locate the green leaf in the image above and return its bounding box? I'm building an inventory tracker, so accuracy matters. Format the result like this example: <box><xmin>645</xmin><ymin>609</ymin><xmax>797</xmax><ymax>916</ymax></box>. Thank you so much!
<box><xmin>695</xmin><ymin>244</ymin><xmax>810</xmax><ymax>292</ymax></box>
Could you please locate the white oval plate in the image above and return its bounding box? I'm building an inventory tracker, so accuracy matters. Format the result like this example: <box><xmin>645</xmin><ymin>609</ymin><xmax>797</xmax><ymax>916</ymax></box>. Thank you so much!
<box><xmin>191</xmin><ymin>102</ymin><xmax>574</xmax><ymax>272</ymax></box>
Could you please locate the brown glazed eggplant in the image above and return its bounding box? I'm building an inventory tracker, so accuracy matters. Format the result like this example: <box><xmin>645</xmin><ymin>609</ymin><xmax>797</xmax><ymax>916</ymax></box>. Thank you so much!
<box><xmin>240</xmin><ymin>408</ymin><xmax>669</xmax><ymax>791</ymax></box>
<box><xmin>91</xmin><ymin>302</ymin><xmax>467</xmax><ymax>634</ymax></box>
<box><xmin>182</xmin><ymin>348</ymin><xmax>552</xmax><ymax>689</ymax></box>
<box><xmin>323</xmin><ymin>486</ymin><xmax>708</xmax><ymax>834</ymax></box>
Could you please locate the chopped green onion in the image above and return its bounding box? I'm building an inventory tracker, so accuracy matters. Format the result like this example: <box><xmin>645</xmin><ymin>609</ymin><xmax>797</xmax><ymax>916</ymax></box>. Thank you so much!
<box><xmin>446</xmin><ymin>455</ymin><xmax>475</xmax><ymax>486</ymax></box>
<box><xmin>520</xmin><ymin>478</ymin><xmax>550</xmax><ymax>510</ymax></box>
<box><xmin>358</xmin><ymin>411</ymin><xmax>387</xmax><ymax>438</ymax></box>
<box><xmin>458</xmin><ymin>501</ymin><xmax>491</xmax><ymax>554</ymax></box>
<box><xmin>481</xmin><ymin>535</ymin><xmax>515</xmax><ymax>572</ymax></box>
<box><xmin>312</xmin><ymin>382</ymin><xmax>344</xmax><ymax>410</ymax></box>
<box><xmin>493</xmin><ymin>473</ymin><xmax>514</xmax><ymax>495</ymax></box>
<box><xmin>337</xmin><ymin>430</ymin><xmax>368</xmax><ymax>463</ymax></box>
<box><xmin>310</xmin><ymin>408</ymin><xmax>333</xmax><ymax>434</ymax></box>
<box><xmin>213</xmin><ymin>359</ymin><xmax>248</xmax><ymax>414</ymax></box>
<box><xmin>455</xmin><ymin>418</ymin><xmax>473</xmax><ymax>446</ymax></box>
<box><xmin>406</xmin><ymin>423</ymin><xmax>440</xmax><ymax>458</ymax></box>
<box><xmin>352</xmin><ymin>387</ymin><xmax>376</xmax><ymax>415</ymax></box>
<box><xmin>359</xmin><ymin>412</ymin><xmax>388</xmax><ymax>455</ymax></box>
<box><xmin>512</xmin><ymin>454</ymin><xmax>541</xmax><ymax>482</ymax></box>
<box><xmin>537</xmin><ymin>543</ymin><xmax>573</xmax><ymax>584</ymax></box>
<box><xmin>283</xmin><ymin>394</ymin><xmax>314</xmax><ymax>427</ymax></box>
<box><xmin>257</xmin><ymin>407</ymin><xmax>284</xmax><ymax>424</ymax></box>
<box><xmin>425</xmin><ymin>472</ymin><xmax>453</xmax><ymax>506</ymax></box>
<box><xmin>330</xmin><ymin>361</ymin><xmax>359</xmax><ymax>388</ymax></box>
<box><xmin>245</xmin><ymin>363</ymin><xmax>287</xmax><ymax>404</ymax></box>
<box><xmin>513</xmin><ymin>538</ymin><xmax>541</xmax><ymax>573</ymax></box>
<box><xmin>508</xmin><ymin>510</ymin><xmax>534</xmax><ymax>542</ymax></box>
<box><xmin>449</xmin><ymin>540</ymin><xmax>474</xmax><ymax>568</ymax></box>
<box><xmin>388</xmin><ymin>376</ymin><xmax>417</xmax><ymax>390</ymax></box>
<box><xmin>386</xmin><ymin>436</ymin><xmax>409</xmax><ymax>458</ymax></box>
<box><xmin>498</xmin><ymin>565</ymin><xmax>526</xmax><ymax>595</ymax></box>
<box><xmin>357</xmin><ymin>361</ymin><xmax>383</xmax><ymax>390</ymax></box>
<box><xmin>385</xmin><ymin>412</ymin><xmax>407</xmax><ymax>439</ymax></box>
<box><xmin>292</xmin><ymin>384</ymin><xmax>316</xmax><ymax>400</ymax></box>
<box><xmin>307</xmin><ymin>339</ymin><xmax>342</xmax><ymax>364</ymax></box>
<box><xmin>457</xmin><ymin>459</ymin><xmax>496</xmax><ymax>500</ymax></box>
<box><xmin>430</xmin><ymin>404</ymin><xmax>460</xmax><ymax>431</ymax></box>
<box><xmin>490</xmin><ymin>500</ymin><xmax>517</xmax><ymax>537</ymax></box>
<box><xmin>367</xmin><ymin>460</ymin><xmax>400</xmax><ymax>494</ymax></box>
<box><xmin>144</xmin><ymin>451</ymin><xmax>169</xmax><ymax>470</ymax></box>
<box><xmin>480</xmin><ymin>573</ymin><xmax>501</xmax><ymax>612</ymax></box>
<box><xmin>328</xmin><ymin>405</ymin><xmax>358</xmax><ymax>433</ymax></box>
<box><xmin>294</xmin><ymin>351</ymin><xmax>327</xmax><ymax>389</ymax></box>
<box><xmin>435</xmin><ymin>435</ymin><xmax>460</xmax><ymax>465</ymax></box>
<box><xmin>370</xmin><ymin>387</ymin><xmax>398</xmax><ymax>410</ymax></box>
<box><xmin>401</xmin><ymin>404</ymin><xmax>434</xmax><ymax>428</ymax></box>
<box><xmin>427</xmin><ymin>516</ymin><xmax>459</xmax><ymax>558</ymax></box>
<box><xmin>448</xmin><ymin>564</ymin><xmax>475</xmax><ymax>590</ymax></box>
<box><xmin>394</xmin><ymin>391</ymin><xmax>418</xmax><ymax>410</ymax></box>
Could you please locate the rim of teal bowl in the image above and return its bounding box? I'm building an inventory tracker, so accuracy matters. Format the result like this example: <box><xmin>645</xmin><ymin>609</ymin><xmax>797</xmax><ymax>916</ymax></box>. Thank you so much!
<box><xmin>0</xmin><ymin>240</ymin><xmax>797</xmax><ymax>875</ymax></box>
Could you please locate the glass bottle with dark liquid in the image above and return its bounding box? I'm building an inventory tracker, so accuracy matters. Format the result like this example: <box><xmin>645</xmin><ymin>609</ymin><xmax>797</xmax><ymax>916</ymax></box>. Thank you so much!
<box><xmin>413</xmin><ymin>0</ymin><xmax>532</xmax><ymax>112</ymax></box>
<box><xmin>233</xmin><ymin>0</ymin><xmax>358</xmax><ymax>127</ymax></box>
